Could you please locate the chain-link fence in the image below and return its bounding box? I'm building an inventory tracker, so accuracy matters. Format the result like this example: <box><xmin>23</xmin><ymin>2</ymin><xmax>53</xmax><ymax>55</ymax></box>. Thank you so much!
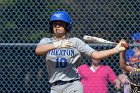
<box><xmin>0</xmin><ymin>0</ymin><xmax>139</xmax><ymax>93</ymax></box>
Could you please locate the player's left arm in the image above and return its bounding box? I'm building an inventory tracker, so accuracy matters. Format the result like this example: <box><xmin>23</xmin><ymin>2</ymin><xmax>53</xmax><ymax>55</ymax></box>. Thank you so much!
<box><xmin>91</xmin><ymin>39</ymin><xmax>128</xmax><ymax>60</ymax></box>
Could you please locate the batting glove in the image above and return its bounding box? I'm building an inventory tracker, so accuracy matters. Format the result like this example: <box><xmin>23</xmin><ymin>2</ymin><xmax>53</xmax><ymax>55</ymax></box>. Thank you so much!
<box><xmin>114</xmin><ymin>40</ymin><xmax>128</xmax><ymax>53</ymax></box>
<box><xmin>53</xmin><ymin>40</ymin><xmax>72</xmax><ymax>48</ymax></box>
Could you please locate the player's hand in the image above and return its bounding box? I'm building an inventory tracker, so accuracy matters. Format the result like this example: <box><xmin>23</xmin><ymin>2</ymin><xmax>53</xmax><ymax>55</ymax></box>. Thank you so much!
<box><xmin>53</xmin><ymin>40</ymin><xmax>72</xmax><ymax>48</ymax></box>
<box><xmin>114</xmin><ymin>39</ymin><xmax>128</xmax><ymax>53</ymax></box>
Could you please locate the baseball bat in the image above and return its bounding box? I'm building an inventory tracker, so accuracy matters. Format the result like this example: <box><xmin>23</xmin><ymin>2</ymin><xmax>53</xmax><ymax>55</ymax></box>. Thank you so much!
<box><xmin>83</xmin><ymin>35</ymin><xmax>129</xmax><ymax>48</ymax></box>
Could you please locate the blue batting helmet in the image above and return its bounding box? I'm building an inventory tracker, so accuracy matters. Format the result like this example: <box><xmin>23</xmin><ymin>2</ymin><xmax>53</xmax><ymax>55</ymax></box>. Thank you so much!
<box><xmin>49</xmin><ymin>10</ymin><xmax>72</xmax><ymax>32</ymax></box>
<box><xmin>131</xmin><ymin>32</ymin><xmax>140</xmax><ymax>42</ymax></box>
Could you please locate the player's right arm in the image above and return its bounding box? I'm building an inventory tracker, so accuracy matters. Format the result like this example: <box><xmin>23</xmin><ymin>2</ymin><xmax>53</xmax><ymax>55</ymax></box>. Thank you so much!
<box><xmin>35</xmin><ymin>44</ymin><xmax>55</xmax><ymax>56</ymax></box>
<box><xmin>35</xmin><ymin>38</ymin><xmax>72</xmax><ymax>56</ymax></box>
<box><xmin>35</xmin><ymin>38</ymin><xmax>56</xmax><ymax>56</ymax></box>
<box><xmin>120</xmin><ymin>51</ymin><xmax>134</xmax><ymax>73</ymax></box>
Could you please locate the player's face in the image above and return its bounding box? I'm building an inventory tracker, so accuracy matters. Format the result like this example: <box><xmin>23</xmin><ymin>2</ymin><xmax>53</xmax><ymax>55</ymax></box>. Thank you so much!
<box><xmin>53</xmin><ymin>21</ymin><xmax>66</xmax><ymax>34</ymax></box>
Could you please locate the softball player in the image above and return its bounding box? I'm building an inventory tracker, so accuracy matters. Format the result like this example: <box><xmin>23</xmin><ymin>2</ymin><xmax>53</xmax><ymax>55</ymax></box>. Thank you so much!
<box><xmin>119</xmin><ymin>32</ymin><xmax>140</xmax><ymax>93</ymax></box>
<box><xmin>120</xmin><ymin>33</ymin><xmax>140</xmax><ymax>72</ymax></box>
<box><xmin>35</xmin><ymin>10</ymin><xmax>127</xmax><ymax>93</ymax></box>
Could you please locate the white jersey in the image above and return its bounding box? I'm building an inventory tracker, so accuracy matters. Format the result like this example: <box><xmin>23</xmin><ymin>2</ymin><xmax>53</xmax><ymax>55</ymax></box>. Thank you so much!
<box><xmin>38</xmin><ymin>37</ymin><xmax>95</xmax><ymax>83</ymax></box>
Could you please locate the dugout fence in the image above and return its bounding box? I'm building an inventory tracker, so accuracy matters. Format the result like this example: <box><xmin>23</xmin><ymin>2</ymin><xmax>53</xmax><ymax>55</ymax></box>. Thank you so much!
<box><xmin>0</xmin><ymin>0</ymin><xmax>139</xmax><ymax>93</ymax></box>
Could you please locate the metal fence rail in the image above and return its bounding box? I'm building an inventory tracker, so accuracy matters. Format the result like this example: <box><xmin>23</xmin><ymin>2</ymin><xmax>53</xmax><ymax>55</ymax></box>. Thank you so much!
<box><xmin>0</xmin><ymin>43</ymin><xmax>140</xmax><ymax>47</ymax></box>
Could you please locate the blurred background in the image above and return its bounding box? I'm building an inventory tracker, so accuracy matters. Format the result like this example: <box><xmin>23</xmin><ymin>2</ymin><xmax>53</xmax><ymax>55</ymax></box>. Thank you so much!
<box><xmin>0</xmin><ymin>0</ymin><xmax>139</xmax><ymax>93</ymax></box>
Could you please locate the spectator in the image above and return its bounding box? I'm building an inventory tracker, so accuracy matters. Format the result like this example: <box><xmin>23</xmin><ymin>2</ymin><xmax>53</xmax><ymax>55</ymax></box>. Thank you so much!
<box><xmin>78</xmin><ymin>58</ymin><xmax>120</xmax><ymax>93</ymax></box>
